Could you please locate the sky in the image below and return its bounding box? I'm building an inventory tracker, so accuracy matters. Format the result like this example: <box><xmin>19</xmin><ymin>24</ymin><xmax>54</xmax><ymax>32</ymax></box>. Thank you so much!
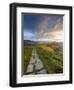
<box><xmin>22</xmin><ymin>14</ymin><xmax>64</xmax><ymax>42</ymax></box>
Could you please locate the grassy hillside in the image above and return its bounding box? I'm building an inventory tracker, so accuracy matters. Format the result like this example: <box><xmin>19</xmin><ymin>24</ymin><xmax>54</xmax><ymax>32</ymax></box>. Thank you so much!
<box><xmin>24</xmin><ymin>46</ymin><xmax>33</xmax><ymax>74</ymax></box>
<box><xmin>23</xmin><ymin>42</ymin><xmax>63</xmax><ymax>75</ymax></box>
<box><xmin>36</xmin><ymin>44</ymin><xmax>63</xmax><ymax>74</ymax></box>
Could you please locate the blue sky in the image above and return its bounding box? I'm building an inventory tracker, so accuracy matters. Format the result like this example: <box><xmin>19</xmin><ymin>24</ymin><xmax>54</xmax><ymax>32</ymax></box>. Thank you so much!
<box><xmin>22</xmin><ymin>14</ymin><xmax>63</xmax><ymax>42</ymax></box>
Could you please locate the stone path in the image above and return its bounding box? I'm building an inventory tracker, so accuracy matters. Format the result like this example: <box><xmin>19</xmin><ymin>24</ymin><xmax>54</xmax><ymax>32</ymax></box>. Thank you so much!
<box><xmin>26</xmin><ymin>48</ymin><xmax>47</xmax><ymax>75</ymax></box>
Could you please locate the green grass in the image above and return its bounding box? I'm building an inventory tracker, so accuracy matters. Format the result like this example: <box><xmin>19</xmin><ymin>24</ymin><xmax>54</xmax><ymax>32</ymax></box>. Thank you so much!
<box><xmin>23</xmin><ymin>43</ymin><xmax>63</xmax><ymax>75</ymax></box>
<box><xmin>24</xmin><ymin>46</ymin><xmax>33</xmax><ymax>74</ymax></box>
<box><xmin>33</xmin><ymin>65</ymin><xmax>37</xmax><ymax>74</ymax></box>
<box><xmin>36</xmin><ymin>46</ymin><xmax>63</xmax><ymax>74</ymax></box>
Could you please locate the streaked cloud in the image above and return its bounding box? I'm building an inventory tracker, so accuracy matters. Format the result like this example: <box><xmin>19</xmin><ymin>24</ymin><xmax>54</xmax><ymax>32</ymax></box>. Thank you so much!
<box><xmin>23</xmin><ymin>14</ymin><xmax>63</xmax><ymax>42</ymax></box>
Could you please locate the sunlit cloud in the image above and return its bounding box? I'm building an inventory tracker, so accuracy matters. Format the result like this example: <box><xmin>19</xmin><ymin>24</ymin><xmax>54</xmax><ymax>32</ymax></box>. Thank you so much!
<box><xmin>34</xmin><ymin>18</ymin><xmax>63</xmax><ymax>42</ymax></box>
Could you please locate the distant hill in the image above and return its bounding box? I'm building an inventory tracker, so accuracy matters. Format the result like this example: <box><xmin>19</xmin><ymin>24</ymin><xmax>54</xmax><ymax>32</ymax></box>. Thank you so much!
<box><xmin>24</xmin><ymin>40</ymin><xmax>51</xmax><ymax>45</ymax></box>
<box><xmin>24</xmin><ymin>40</ymin><xmax>63</xmax><ymax>46</ymax></box>
<box><xmin>24</xmin><ymin>40</ymin><xmax>36</xmax><ymax>45</ymax></box>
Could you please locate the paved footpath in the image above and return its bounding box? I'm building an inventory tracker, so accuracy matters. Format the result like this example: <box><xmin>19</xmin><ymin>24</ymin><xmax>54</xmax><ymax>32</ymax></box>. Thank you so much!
<box><xmin>26</xmin><ymin>48</ymin><xmax>47</xmax><ymax>75</ymax></box>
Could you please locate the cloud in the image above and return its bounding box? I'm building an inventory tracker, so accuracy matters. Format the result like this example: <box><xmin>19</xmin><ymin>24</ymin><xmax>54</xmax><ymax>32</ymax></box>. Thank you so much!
<box><xmin>53</xmin><ymin>18</ymin><xmax>63</xmax><ymax>32</ymax></box>
<box><xmin>37</xmin><ymin>16</ymin><xmax>51</xmax><ymax>31</ymax></box>
<box><xmin>34</xmin><ymin>17</ymin><xmax>63</xmax><ymax>42</ymax></box>
<box><xmin>23</xmin><ymin>31</ymin><xmax>35</xmax><ymax>40</ymax></box>
<box><xmin>23</xmin><ymin>14</ymin><xmax>63</xmax><ymax>42</ymax></box>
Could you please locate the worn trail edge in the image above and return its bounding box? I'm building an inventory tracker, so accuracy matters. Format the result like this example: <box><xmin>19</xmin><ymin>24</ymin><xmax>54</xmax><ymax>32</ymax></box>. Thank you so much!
<box><xmin>26</xmin><ymin>48</ymin><xmax>47</xmax><ymax>75</ymax></box>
